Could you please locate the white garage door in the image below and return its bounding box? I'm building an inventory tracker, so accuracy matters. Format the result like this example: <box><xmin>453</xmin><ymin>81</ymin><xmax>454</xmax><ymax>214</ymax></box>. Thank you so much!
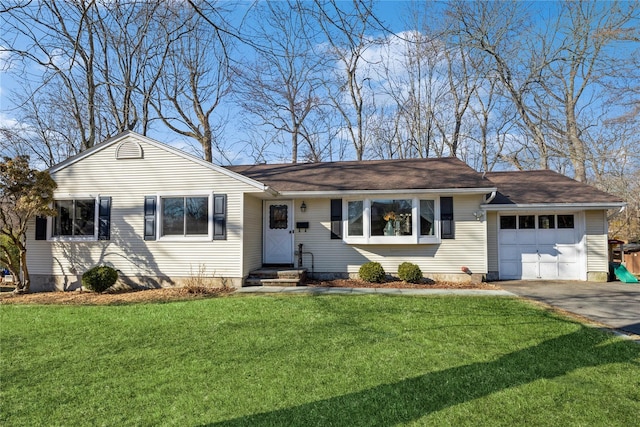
<box><xmin>499</xmin><ymin>214</ymin><xmax>582</xmax><ymax>280</ymax></box>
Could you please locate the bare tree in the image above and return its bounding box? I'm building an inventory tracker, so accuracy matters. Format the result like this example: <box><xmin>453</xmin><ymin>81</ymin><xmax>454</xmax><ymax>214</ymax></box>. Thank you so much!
<box><xmin>377</xmin><ymin>28</ymin><xmax>448</xmax><ymax>159</ymax></box>
<box><xmin>451</xmin><ymin>0</ymin><xmax>552</xmax><ymax>170</ymax></box>
<box><xmin>467</xmin><ymin>75</ymin><xmax>517</xmax><ymax>172</ymax></box>
<box><xmin>1</xmin><ymin>1</ymin><xmax>102</xmax><ymax>151</ymax></box>
<box><xmin>313</xmin><ymin>0</ymin><xmax>382</xmax><ymax>161</ymax></box>
<box><xmin>153</xmin><ymin>5</ymin><xmax>233</xmax><ymax>163</ymax></box>
<box><xmin>234</xmin><ymin>1</ymin><xmax>326</xmax><ymax>163</ymax></box>
<box><xmin>450</xmin><ymin>0</ymin><xmax>639</xmax><ymax>181</ymax></box>
<box><xmin>0</xmin><ymin>0</ymin><xmax>174</xmax><ymax>157</ymax></box>
<box><xmin>533</xmin><ymin>1</ymin><xmax>639</xmax><ymax>182</ymax></box>
<box><xmin>94</xmin><ymin>1</ymin><xmax>177</xmax><ymax>135</ymax></box>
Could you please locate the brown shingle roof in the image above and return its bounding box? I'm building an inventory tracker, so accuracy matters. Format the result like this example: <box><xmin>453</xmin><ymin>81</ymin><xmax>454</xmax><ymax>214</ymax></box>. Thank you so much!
<box><xmin>226</xmin><ymin>157</ymin><xmax>492</xmax><ymax>192</ymax></box>
<box><xmin>227</xmin><ymin>158</ymin><xmax>623</xmax><ymax>207</ymax></box>
<box><xmin>485</xmin><ymin>170</ymin><xmax>624</xmax><ymax>205</ymax></box>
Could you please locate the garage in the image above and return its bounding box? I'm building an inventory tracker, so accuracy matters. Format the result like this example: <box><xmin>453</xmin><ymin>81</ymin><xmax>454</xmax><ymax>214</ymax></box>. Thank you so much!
<box><xmin>498</xmin><ymin>213</ymin><xmax>584</xmax><ymax>280</ymax></box>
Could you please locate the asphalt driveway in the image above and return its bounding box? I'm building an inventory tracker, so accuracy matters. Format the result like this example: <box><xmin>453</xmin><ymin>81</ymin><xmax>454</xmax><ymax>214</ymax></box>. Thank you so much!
<box><xmin>497</xmin><ymin>280</ymin><xmax>640</xmax><ymax>336</ymax></box>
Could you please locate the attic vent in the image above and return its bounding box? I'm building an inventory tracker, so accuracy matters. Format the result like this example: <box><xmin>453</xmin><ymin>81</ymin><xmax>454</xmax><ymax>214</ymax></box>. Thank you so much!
<box><xmin>115</xmin><ymin>140</ymin><xmax>143</xmax><ymax>159</ymax></box>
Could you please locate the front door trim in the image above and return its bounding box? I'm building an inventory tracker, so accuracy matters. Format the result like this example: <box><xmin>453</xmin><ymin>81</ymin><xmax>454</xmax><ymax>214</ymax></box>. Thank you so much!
<box><xmin>263</xmin><ymin>200</ymin><xmax>294</xmax><ymax>265</ymax></box>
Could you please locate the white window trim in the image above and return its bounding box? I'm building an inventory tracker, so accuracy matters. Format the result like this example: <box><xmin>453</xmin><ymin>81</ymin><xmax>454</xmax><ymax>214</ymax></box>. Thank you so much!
<box><xmin>48</xmin><ymin>194</ymin><xmax>99</xmax><ymax>241</ymax></box>
<box><xmin>342</xmin><ymin>196</ymin><xmax>442</xmax><ymax>245</ymax></box>
<box><xmin>155</xmin><ymin>192</ymin><xmax>214</xmax><ymax>241</ymax></box>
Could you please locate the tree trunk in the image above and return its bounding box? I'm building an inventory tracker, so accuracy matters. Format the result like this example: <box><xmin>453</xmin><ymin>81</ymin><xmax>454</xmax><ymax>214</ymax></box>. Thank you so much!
<box><xmin>565</xmin><ymin>101</ymin><xmax>587</xmax><ymax>182</ymax></box>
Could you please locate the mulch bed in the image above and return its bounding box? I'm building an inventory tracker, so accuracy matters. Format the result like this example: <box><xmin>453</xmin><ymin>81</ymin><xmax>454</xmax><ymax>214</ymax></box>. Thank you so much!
<box><xmin>306</xmin><ymin>279</ymin><xmax>500</xmax><ymax>290</ymax></box>
<box><xmin>0</xmin><ymin>279</ymin><xmax>500</xmax><ymax>305</ymax></box>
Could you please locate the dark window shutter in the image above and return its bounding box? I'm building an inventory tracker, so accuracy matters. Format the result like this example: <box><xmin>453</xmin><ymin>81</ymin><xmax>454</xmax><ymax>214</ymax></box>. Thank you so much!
<box><xmin>330</xmin><ymin>199</ymin><xmax>342</xmax><ymax>239</ymax></box>
<box><xmin>213</xmin><ymin>194</ymin><xmax>227</xmax><ymax>240</ymax></box>
<box><xmin>35</xmin><ymin>216</ymin><xmax>47</xmax><ymax>240</ymax></box>
<box><xmin>440</xmin><ymin>197</ymin><xmax>454</xmax><ymax>239</ymax></box>
<box><xmin>98</xmin><ymin>197</ymin><xmax>111</xmax><ymax>240</ymax></box>
<box><xmin>144</xmin><ymin>196</ymin><xmax>156</xmax><ymax>241</ymax></box>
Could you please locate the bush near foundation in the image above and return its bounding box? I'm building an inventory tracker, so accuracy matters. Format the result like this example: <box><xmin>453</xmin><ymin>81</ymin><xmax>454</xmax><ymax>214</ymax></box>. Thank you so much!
<box><xmin>82</xmin><ymin>266</ymin><xmax>118</xmax><ymax>292</ymax></box>
<box><xmin>397</xmin><ymin>262</ymin><xmax>423</xmax><ymax>283</ymax></box>
<box><xmin>358</xmin><ymin>262</ymin><xmax>386</xmax><ymax>283</ymax></box>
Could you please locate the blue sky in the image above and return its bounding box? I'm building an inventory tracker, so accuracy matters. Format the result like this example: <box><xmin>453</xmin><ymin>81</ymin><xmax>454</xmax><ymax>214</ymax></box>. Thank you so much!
<box><xmin>0</xmin><ymin>1</ymin><xmax>636</xmax><ymax>172</ymax></box>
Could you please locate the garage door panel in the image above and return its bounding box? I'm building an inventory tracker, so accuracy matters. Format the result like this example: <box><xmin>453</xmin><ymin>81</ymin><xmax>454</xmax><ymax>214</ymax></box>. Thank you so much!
<box><xmin>520</xmin><ymin>246</ymin><xmax>539</xmax><ymax>262</ymax></box>
<box><xmin>539</xmin><ymin>262</ymin><xmax>559</xmax><ymax>279</ymax></box>
<box><xmin>539</xmin><ymin>251</ymin><xmax>559</xmax><ymax>262</ymax></box>
<box><xmin>501</xmin><ymin>262</ymin><xmax>521</xmax><ymax>279</ymax></box>
<box><xmin>517</xmin><ymin>230</ymin><xmax>536</xmax><ymax>242</ymax></box>
<box><xmin>521</xmin><ymin>262</ymin><xmax>539</xmax><ymax>279</ymax></box>
<box><xmin>559</xmin><ymin>263</ymin><xmax>576</xmax><ymax>277</ymax></box>
<box><xmin>555</xmin><ymin>229</ymin><xmax>575</xmax><ymax>244</ymax></box>
<box><xmin>499</xmin><ymin>231</ymin><xmax>518</xmax><ymax>244</ymax></box>
<box><xmin>556</xmin><ymin>245</ymin><xmax>577</xmax><ymax>261</ymax></box>
<box><xmin>501</xmin><ymin>246</ymin><xmax>521</xmax><ymax>261</ymax></box>
<box><xmin>537</xmin><ymin>230</ymin><xmax>557</xmax><ymax>244</ymax></box>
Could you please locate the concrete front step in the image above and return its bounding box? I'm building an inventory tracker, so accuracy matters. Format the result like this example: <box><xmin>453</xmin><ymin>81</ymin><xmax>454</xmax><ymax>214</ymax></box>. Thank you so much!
<box><xmin>245</xmin><ymin>268</ymin><xmax>307</xmax><ymax>287</ymax></box>
<box><xmin>244</xmin><ymin>278</ymin><xmax>302</xmax><ymax>287</ymax></box>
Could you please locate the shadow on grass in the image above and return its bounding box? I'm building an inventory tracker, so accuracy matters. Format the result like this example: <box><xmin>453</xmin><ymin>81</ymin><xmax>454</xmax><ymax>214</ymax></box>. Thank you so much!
<box><xmin>207</xmin><ymin>327</ymin><xmax>639</xmax><ymax>426</ymax></box>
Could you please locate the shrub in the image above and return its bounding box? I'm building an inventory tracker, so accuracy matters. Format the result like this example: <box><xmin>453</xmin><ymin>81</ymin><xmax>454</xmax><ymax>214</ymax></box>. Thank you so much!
<box><xmin>397</xmin><ymin>262</ymin><xmax>423</xmax><ymax>283</ymax></box>
<box><xmin>359</xmin><ymin>262</ymin><xmax>386</xmax><ymax>283</ymax></box>
<box><xmin>82</xmin><ymin>266</ymin><xmax>118</xmax><ymax>292</ymax></box>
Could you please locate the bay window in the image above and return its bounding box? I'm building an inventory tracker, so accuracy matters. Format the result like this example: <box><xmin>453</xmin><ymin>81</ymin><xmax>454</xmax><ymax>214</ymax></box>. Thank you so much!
<box><xmin>343</xmin><ymin>196</ymin><xmax>447</xmax><ymax>244</ymax></box>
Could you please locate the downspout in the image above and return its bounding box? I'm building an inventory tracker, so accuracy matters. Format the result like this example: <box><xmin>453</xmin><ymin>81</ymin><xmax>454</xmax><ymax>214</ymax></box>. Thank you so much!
<box><xmin>484</xmin><ymin>191</ymin><xmax>497</xmax><ymax>204</ymax></box>
<box><xmin>607</xmin><ymin>206</ymin><xmax>625</xmax><ymax>221</ymax></box>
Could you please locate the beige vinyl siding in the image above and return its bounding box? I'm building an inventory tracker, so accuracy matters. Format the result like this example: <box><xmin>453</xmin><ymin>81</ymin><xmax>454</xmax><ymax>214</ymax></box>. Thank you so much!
<box><xmin>242</xmin><ymin>195</ymin><xmax>263</xmax><ymax>276</ymax></box>
<box><xmin>293</xmin><ymin>195</ymin><xmax>488</xmax><ymax>275</ymax></box>
<box><xmin>486</xmin><ymin>211</ymin><xmax>499</xmax><ymax>272</ymax></box>
<box><xmin>585</xmin><ymin>210</ymin><xmax>608</xmax><ymax>273</ymax></box>
<box><xmin>26</xmin><ymin>137</ymin><xmax>260</xmax><ymax>281</ymax></box>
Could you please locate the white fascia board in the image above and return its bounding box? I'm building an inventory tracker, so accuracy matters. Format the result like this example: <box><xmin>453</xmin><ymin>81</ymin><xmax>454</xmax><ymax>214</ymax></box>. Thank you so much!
<box><xmin>48</xmin><ymin>131</ymin><xmax>269</xmax><ymax>192</ymax></box>
<box><xmin>278</xmin><ymin>187</ymin><xmax>497</xmax><ymax>198</ymax></box>
<box><xmin>482</xmin><ymin>202</ymin><xmax>627</xmax><ymax>211</ymax></box>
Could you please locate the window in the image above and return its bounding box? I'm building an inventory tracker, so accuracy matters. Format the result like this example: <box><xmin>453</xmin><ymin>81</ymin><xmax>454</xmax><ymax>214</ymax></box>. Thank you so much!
<box><xmin>519</xmin><ymin>215</ymin><xmax>536</xmax><ymax>229</ymax></box>
<box><xmin>343</xmin><ymin>196</ymin><xmax>445</xmax><ymax>244</ymax></box>
<box><xmin>538</xmin><ymin>215</ymin><xmax>555</xmax><ymax>229</ymax></box>
<box><xmin>347</xmin><ymin>201</ymin><xmax>363</xmax><ymax>236</ymax></box>
<box><xmin>500</xmin><ymin>215</ymin><xmax>517</xmax><ymax>229</ymax></box>
<box><xmin>53</xmin><ymin>199</ymin><xmax>95</xmax><ymax>237</ymax></box>
<box><xmin>500</xmin><ymin>214</ymin><xmax>575</xmax><ymax>230</ymax></box>
<box><xmin>163</xmin><ymin>197</ymin><xmax>208</xmax><ymax>236</ymax></box>
<box><xmin>557</xmin><ymin>215</ymin><xmax>574</xmax><ymax>229</ymax></box>
<box><xmin>144</xmin><ymin>194</ymin><xmax>226</xmax><ymax>240</ymax></box>
<box><xmin>420</xmin><ymin>200</ymin><xmax>435</xmax><ymax>236</ymax></box>
<box><xmin>269</xmin><ymin>204</ymin><xmax>288</xmax><ymax>229</ymax></box>
<box><xmin>49</xmin><ymin>197</ymin><xmax>110</xmax><ymax>240</ymax></box>
<box><xmin>371</xmin><ymin>199</ymin><xmax>412</xmax><ymax>236</ymax></box>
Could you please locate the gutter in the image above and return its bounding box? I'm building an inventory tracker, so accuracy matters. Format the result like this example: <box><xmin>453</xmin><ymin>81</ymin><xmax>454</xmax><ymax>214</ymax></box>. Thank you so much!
<box><xmin>482</xmin><ymin>202</ymin><xmax>627</xmax><ymax>211</ymax></box>
<box><xmin>278</xmin><ymin>187</ymin><xmax>498</xmax><ymax>198</ymax></box>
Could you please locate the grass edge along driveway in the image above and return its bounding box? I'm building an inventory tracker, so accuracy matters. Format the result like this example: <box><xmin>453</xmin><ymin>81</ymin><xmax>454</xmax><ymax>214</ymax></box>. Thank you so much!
<box><xmin>1</xmin><ymin>294</ymin><xmax>639</xmax><ymax>426</ymax></box>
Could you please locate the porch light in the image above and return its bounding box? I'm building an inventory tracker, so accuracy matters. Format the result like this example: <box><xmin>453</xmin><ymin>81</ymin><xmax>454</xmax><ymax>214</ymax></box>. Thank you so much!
<box><xmin>300</xmin><ymin>201</ymin><xmax>307</xmax><ymax>212</ymax></box>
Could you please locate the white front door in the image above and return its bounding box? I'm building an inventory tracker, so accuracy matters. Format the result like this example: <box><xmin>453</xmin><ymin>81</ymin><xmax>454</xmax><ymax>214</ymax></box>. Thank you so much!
<box><xmin>263</xmin><ymin>200</ymin><xmax>294</xmax><ymax>264</ymax></box>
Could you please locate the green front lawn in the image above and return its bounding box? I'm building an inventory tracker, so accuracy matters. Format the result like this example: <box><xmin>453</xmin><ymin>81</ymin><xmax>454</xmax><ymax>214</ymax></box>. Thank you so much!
<box><xmin>1</xmin><ymin>295</ymin><xmax>639</xmax><ymax>426</ymax></box>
